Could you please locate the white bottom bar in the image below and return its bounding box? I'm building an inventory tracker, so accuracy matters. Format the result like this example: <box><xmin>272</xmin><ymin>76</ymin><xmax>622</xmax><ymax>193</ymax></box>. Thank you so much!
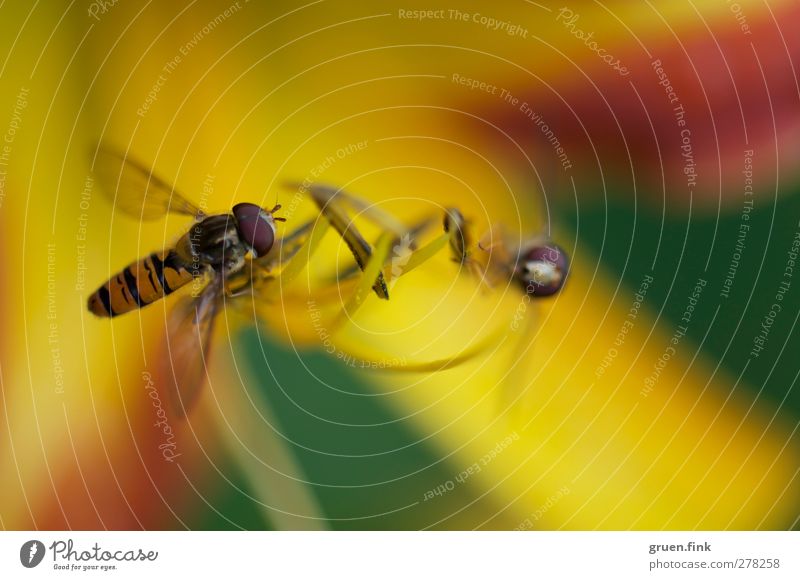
<box><xmin>1</xmin><ymin>531</ymin><xmax>797</xmax><ymax>578</ymax></box>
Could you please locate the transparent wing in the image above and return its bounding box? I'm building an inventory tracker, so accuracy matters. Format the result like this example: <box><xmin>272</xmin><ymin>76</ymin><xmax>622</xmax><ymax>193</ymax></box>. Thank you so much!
<box><xmin>160</xmin><ymin>276</ymin><xmax>222</xmax><ymax>417</ymax></box>
<box><xmin>91</xmin><ymin>144</ymin><xmax>203</xmax><ymax>220</ymax></box>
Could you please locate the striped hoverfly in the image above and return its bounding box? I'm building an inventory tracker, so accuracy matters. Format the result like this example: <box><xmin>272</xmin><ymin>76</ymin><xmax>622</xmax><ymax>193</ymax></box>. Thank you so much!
<box><xmin>86</xmin><ymin>147</ymin><xmax>408</xmax><ymax>417</ymax></box>
<box><xmin>87</xmin><ymin>146</ymin><xmax>293</xmax><ymax>416</ymax></box>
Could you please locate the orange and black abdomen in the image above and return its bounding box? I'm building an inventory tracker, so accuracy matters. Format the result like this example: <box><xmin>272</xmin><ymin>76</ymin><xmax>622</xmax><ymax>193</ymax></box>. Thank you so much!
<box><xmin>88</xmin><ymin>250</ymin><xmax>194</xmax><ymax>317</ymax></box>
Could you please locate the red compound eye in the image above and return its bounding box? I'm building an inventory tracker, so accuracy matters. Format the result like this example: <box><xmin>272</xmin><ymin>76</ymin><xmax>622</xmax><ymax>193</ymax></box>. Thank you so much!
<box><xmin>232</xmin><ymin>203</ymin><xmax>275</xmax><ymax>257</ymax></box>
<box><xmin>517</xmin><ymin>243</ymin><xmax>569</xmax><ymax>297</ymax></box>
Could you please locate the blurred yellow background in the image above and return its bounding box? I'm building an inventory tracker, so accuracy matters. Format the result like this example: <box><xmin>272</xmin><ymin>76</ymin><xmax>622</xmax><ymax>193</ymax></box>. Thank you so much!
<box><xmin>1</xmin><ymin>0</ymin><xmax>798</xmax><ymax>530</ymax></box>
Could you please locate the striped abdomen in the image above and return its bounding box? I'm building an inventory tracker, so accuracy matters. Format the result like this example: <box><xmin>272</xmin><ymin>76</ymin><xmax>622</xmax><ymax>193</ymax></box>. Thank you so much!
<box><xmin>88</xmin><ymin>250</ymin><xmax>195</xmax><ymax>317</ymax></box>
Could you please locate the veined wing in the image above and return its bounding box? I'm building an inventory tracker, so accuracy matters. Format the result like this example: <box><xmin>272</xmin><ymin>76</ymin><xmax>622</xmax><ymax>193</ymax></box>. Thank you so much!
<box><xmin>92</xmin><ymin>144</ymin><xmax>203</xmax><ymax>220</ymax></box>
<box><xmin>160</xmin><ymin>276</ymin><xmax>222</xmax><ymax>417</ymax></box>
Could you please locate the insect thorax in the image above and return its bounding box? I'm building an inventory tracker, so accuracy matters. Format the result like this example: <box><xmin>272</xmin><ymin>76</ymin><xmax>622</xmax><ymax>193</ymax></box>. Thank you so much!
<box><xmin>176</xmin><ymin>213</ymin><xmax>248</xmax><ymax>275</ymax></box>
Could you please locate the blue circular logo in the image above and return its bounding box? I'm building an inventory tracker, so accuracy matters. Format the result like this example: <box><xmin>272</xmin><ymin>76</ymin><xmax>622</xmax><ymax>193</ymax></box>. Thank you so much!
<box><xmin>20</xmin><ymin>540</ymin><xmax>46</xmax><ymax>568</ymax></box>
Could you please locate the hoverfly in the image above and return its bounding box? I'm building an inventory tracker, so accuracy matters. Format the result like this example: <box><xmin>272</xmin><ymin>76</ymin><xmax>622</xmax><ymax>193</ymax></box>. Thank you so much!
<box><xmin>284</xmin><ymin>183</ymin><xmax>569</xmax><ymax>307</ymax></box>
<box><xmin>87</xmin><ymin>146</ymin><xmax>288</xmax><ymax>416</ymax></box>
<box><xmin>87</xmin><ymin>148</ymin><xmax>407</xmax><ymax>416</ymax></box>
<box><xmin>442</xmin><ymin>205</ymin><xmax>568</xmax><ymax>297</ymax></box>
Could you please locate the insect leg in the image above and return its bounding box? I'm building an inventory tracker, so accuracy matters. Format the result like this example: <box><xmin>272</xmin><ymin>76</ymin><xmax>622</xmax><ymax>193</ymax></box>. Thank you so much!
<box><xmin>258</xmin><ymin>218</ymin><xmax>331</xmax><ymax>302</ymax></box>
<box><xmin>287</xmin><ymin>183</ymin><xmax>391</xmax><ymax>299</ymax></box>
<box><xmin>331</xmin><ymin>231</ymin><xmax>395</xmax><ymax>329</ymax></box>
<box><xmin>226</xmin><ymin>219</ymin><xmax>318</xmax><ymax>298</ymax></box>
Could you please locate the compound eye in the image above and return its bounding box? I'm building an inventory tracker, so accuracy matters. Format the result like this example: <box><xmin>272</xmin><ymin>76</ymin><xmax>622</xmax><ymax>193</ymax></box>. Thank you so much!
<box><xmin>232</xmin><ymin>203</ymin><xmax>275</xmax><ymax>257</ymax></box>
<box><xmin>517</xmin><ymin>243</ymin><xmax>569</xmax><ymax>297</ymax></box>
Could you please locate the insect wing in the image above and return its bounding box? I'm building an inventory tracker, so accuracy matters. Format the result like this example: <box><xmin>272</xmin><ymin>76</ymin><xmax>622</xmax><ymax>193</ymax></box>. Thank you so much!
<box><xmin>160</xmin><ymin>277</ymin><xmax>221</xmax><ymax>417</ymax></box>
<box><xmin>92</xmin><ymin>145</ymin><xmax>203</xmax><ymax>220</ymax></box>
